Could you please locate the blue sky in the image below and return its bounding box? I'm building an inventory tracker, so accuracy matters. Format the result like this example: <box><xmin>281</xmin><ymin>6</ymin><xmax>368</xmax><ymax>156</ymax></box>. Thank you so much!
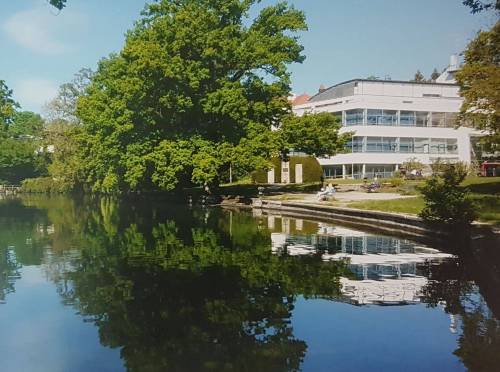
<box><xmin>0</xmin><ymin>0</ymin><xmax>495</xmax><ymax>113</ymax></box>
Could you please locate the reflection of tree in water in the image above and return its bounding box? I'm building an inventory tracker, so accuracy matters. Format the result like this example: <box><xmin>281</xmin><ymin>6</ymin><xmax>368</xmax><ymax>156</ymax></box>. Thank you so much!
<box><xmin>0</xmin><ymin>247</ymin><xmax>20</xmax><ymax>304</ymax></box>
<box><xmin>421</xmin><ymin>252</ymin><xmax>500</xmax><ymax>371</ymax></box>
<box><xmin>0</xmin><ymin>198</ymin><xmax>50</xmax><ymax>303</ymax></box>
<box><xmin>47</xmin><ymin>198</ymin><xmax>349</xmax><ymax>371</ymax></box>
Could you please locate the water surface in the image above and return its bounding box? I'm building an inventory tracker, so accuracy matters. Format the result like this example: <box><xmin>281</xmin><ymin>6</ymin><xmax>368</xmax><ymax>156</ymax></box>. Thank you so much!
<box><xmin>0</xmin><ymin>196</ymin><xmax>498</xmax><ymax>371</ymax></box>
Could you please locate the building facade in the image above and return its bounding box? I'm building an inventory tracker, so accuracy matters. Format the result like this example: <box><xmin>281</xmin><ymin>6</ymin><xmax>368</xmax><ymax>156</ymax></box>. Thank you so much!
<box><xmin>292</xmin><ymin>59</ymin><xmax>482</xmax><ymax>179</ymax></box>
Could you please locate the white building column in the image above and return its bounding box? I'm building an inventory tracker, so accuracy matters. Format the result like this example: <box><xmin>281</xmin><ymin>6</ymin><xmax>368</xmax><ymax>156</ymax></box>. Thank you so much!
<box><xmin>342</xmin><ymin>164</ymin><xmax>346</xmax><ymax>179</ymax></box>
<box><xmin>362</xmin><ymin>164</ymin><xmax>366</xmax><ymax>178</ymax></box>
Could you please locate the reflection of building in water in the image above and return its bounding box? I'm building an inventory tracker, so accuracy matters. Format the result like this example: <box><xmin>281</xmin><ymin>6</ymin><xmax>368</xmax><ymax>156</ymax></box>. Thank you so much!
<box><xmin>268</xmin><ymin>216</ymin><xmax>453</xmax><ymax>306</ymax></box>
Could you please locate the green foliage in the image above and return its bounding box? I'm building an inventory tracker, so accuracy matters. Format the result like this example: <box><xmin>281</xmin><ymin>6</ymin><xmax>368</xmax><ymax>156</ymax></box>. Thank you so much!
<box><xmin>48</xmin><ymin>0</ymin><xmax>67</xmax><ymax>10</ymax></box>
<box><xmin>21</xmin><ymin>177</ymin><xmax>70</xmax><ymax>193</ymax></box>
<box><xmin>251</xmin><ymin>156</ymin><xmax>322</xmax><ymax>184</ymax></box>
<box><xmin>0</xmin><ymin>138</ymin><xmax>46</xmax><ymax>184</ymax></box>
<box><xmin>419</xmin><ymin>163</ymin><xmax>477</xmax><ymax>227</ymax></box>
<box><xmin>456</xmin><ymin>21</ymin><xmax>500</xmax><ymax>151</ymax></box>
<box><xmin>76</xmin><ymin>0</ymin><xmax>307</xmax><ymax>193</ymax></box>
<box><xmin>0</xmin><ymin>80</ymin><xmax>18</xmax><ymax>131</ymax></box>
<box><xmin>35</xmin><ymin>120</ymin><xmax>83</xmax><ymax>192</ymax></box>
<box><xmin>389</xmin><ymin>177</ymin><xmax>404</xmax><ymax>187</ymax></box>
<box><xmin>279</xmin><ymin>112</ymin><xmax>349</xmax><ymax>157</ymax></box>
<box><xmin>9</xmin><ymin>111</ymin><xmax>44</xmax><ymax>137</ymax></box>
<box><xmin>462</xmin><ymin>0</ymin><xmax>500</xmax><ymax>13</ymax></box>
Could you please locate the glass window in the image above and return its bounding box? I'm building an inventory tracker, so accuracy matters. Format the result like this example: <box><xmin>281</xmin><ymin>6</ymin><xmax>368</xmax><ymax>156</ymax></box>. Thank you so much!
<box><xmin>381</xmin><ymin>137</ymin><xmax>397</xmax><ymax>152</ymax></box>
<box><xmin>366</xmin><ymin>137</ymin><xmax>396</xmax><ymax>152</ymax></box>
<box><xmin>431</xmin><ymin>112</ymin><xmax>446</xmax><ymax>128</ymax></box>
<box><xmin>399</xmin><ymin>138</ymin><xmax>414</xmax><ymax>153</ymax></box>
<box><xmin>416</xmin><ymin>112</ymin><xmax>430</xmax><ymax>127</ymax></box>
<box><xmin>367</xmin><ymin>109</ymin><xmax>398</xmax><ymax>126</ymax></box>
<box><xmin>366</xmin><ymin>137</ymin><xmax>381</xmax><ymax>152</ymax></box>
<box><xmin>414</xmin><ymin>138</ymin><xmax>429</xmax><ymax>153</ymax></box>
<box><xmin>400</xmin><ymin>111</ymin><xmax>416</xmax><ymax>126</ymax></box>
<box><xmin>430</xmin><ymin>138</ymin><xmax>447</xmax><ymax>154</ymax></box>
<box><xmin>345</xmin><ymin>109</ymin><xmax>364</xmax><ymax>125</ymax></box>
<box><xmin>444</xmin><ymin>113</ymin><xmax>458</xmax><ymax>128</ymax></box>
<box><xmin>346</xmin><ymin>137</ymin><xmax>364</xmax><ymax>152</ymax></box>
<box><xmin>381</xmin><ymin>110</ymin><xmax>398</xmax><ymax>125</ymax></box>
<box><xmin>446</xmin><ymin>138</ymin><xmax>458</xmax><ymax>154</ymax></box>
<box><xmin>367</xmin><ymin>109</ymin><xmax>382</xmax><ymax>125</ymax></box>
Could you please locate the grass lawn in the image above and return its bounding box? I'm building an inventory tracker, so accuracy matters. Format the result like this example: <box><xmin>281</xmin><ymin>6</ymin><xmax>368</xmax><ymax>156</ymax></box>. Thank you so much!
<box><xmin>348</xmin><ymin>197</ymin><xmax>425</xmax><ymax>215</ymax></box>
<box><xmin>348</xmin><ymin>176</ymin><xmax>500</xmax><ymax>225</ymax></box>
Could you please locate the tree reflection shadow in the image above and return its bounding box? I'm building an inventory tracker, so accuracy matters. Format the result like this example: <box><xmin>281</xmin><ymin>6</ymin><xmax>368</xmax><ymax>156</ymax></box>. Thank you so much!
<box><xmin>37</xmin><ymin>197</ymin><xmax>348</xmax><ymax>371</ymax></box>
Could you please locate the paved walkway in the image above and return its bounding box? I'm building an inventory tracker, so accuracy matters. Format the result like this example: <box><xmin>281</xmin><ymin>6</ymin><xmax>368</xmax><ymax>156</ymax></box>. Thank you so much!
<box><xmin>301</xmin><ymin>191</ymin><xmax>415</xmax><ymax>203</ymax></box>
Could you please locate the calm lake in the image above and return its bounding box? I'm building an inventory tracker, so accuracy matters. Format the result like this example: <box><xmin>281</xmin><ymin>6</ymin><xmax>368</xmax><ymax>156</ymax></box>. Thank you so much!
<box><xmin>0</xmin><ymin>195</ymin><xmax>498</xmax><ymax>372</ymax></box>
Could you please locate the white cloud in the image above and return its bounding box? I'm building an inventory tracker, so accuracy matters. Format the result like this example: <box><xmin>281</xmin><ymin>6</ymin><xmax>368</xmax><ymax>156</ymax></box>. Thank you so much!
<box><xmin>13</xmin><ymin>78</ymin><xmax>59</xmax><ymax>112</ymax></box>
<box><xmin>3</xmin><ymin>5</ymin><xmax>88</xmax><ymax>55</ymax></box>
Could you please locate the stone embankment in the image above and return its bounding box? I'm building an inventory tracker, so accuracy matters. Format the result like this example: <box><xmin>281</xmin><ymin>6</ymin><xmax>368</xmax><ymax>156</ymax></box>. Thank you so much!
<box><xmin>250</xmin><ymin>198</ymin><xmax>437</xmax><ymax>238</ymax></box>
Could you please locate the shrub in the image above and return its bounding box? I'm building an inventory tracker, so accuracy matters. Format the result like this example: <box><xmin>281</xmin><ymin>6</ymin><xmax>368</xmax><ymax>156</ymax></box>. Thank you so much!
<box><xmin>389</xmin><ymin>177</ymin><xmax>404</xmax><ymax>187</ymax></box>
<box><xmin>21</xmin><ymin>177</ymin><xmax>72</xmax><ymax>193</ymax></box>
<box><xmin>419</xmin><ymin>163</ymin><xmax>476</xmax><ymax>227</ymax></box>
<box><xmin>251</xmin><ymin>156</ymin><xmax>322</xmax><ymax>184</ymax></box>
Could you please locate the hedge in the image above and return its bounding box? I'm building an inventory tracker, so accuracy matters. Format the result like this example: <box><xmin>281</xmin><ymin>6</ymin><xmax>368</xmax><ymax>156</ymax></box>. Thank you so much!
<box><xmin>251</xmin><ymin>156</ymin><xmax>322</xmax><ymax>184</ymax></box>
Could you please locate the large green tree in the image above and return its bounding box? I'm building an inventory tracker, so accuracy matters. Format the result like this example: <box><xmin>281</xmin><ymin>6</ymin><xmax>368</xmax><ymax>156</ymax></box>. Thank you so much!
<box><xmin>9</xmin><ymin>111</ymin><xmax>44</xmax><ymax>137</ymax></box>
<box><xmin>456</xmin><ymin>22</ymin><xmax>500</xmax><ymax>150</ymax></box>
<box><xmin>76</xmin><ymin>0</ymin><xmax>308</xmax><ymax>193</ymax></box>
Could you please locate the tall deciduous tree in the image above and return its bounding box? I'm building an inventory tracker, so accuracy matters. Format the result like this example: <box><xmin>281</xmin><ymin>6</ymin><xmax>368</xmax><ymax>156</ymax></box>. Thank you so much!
<box><xmin>77</xmin><ymin>0</ymin><xmax>309</xmax><ymax>192</ymax></box>
<box><xmin>0</xmin><ymin>80</ymin><xmax>18</xmax><ymax>132</ymax></box>
<box><xmin>45</xmin><ymin>68</ymin><xmax>94</xmax><ymax>124</ymax></box>
<box><xmin>456</xmin><ymin>22</ymin><xmax>500</xmax><ymax>150</ymax></box>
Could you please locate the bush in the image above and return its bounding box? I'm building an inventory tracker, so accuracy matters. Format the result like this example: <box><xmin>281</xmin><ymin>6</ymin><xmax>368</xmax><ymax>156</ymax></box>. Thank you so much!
<box><xmin>251</xmin><ymin>156</ymin><xmax>322</xmax><ymax>184</ymax></box>
<box><xmin>21</xmin><ymin>177</ymin><xmax>72</xmax><ymax>193</ymax></box>
<box><xmin>419</xmin><ymin>163</ymin><xmax>476</xmax><ymax>227</ymax></box>
<box><xmin>389</xmin><ymin>177</ymin><xmax>404</xmax><ymax>187</ymax></box>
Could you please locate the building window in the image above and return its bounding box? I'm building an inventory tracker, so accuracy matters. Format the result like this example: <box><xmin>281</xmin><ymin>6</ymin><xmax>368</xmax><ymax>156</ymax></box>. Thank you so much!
<box><xmin>416</xmin><ymin>112</ymin><xmax>431</xmax><ymax>127</ymax></box>
<box><xmin>400</xmin><ymin>111</ymin><xmax>416</xmax><ymax>126</ymax></box>
<box><xmin>431</xmin><ymin>112</ymin><xmax>446</xmax><ymax>128</ymax></box>
<box><xmin>430</xmin><ymin>138</ymin><xmax>447</xmax><ymax>154</ymax></box>
<box><xmin>347</xmin><ymin>137</ymin><xmax>364</xmax><ymax>152</ymax></box>
<box><xmin>399</xmin><ymin>137</ymin><xmax>414</xmax><ymax>153</ymax></box>
<box><xmin>345</xmin><ymin>109</ymin><xmax>364</xmax><ymax>125</ymax></box>
<box><xmin>367</xmin><ymin>109</ymin><xmax>398</xmax><ymax>126</ymax></box>
<box><xmin>366</xmin><ymin>137</ymin><xmax>396</xmax><ymax>152</ymax></box>
<box><xmin>414</xmin><ymin>138</ymin><xmax>429</xmax><ymax>153</ymax></box>
<box><xmin>446</xmin><ymin>138</ymin><xmax>458</xmax><ymax>154</ymax></box>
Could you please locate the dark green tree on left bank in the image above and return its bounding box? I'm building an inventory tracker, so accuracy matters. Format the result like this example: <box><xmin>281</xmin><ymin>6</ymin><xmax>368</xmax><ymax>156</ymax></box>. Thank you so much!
<box><xmin>76</xmin><ymin>0</ymin><xmax>310</xmax><ymax>193</ymax></box>
<box><xmin>0</xmin><ymin>81</ymin><xmax>47</xmax><ymax>184</ymax></box>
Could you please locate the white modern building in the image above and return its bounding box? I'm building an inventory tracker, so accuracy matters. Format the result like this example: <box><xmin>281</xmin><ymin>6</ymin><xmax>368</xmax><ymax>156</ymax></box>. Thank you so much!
<box><xmin>292</xmin><ymin>56</ymin><xmax>482</xmax><ymax>179</ymax></box>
